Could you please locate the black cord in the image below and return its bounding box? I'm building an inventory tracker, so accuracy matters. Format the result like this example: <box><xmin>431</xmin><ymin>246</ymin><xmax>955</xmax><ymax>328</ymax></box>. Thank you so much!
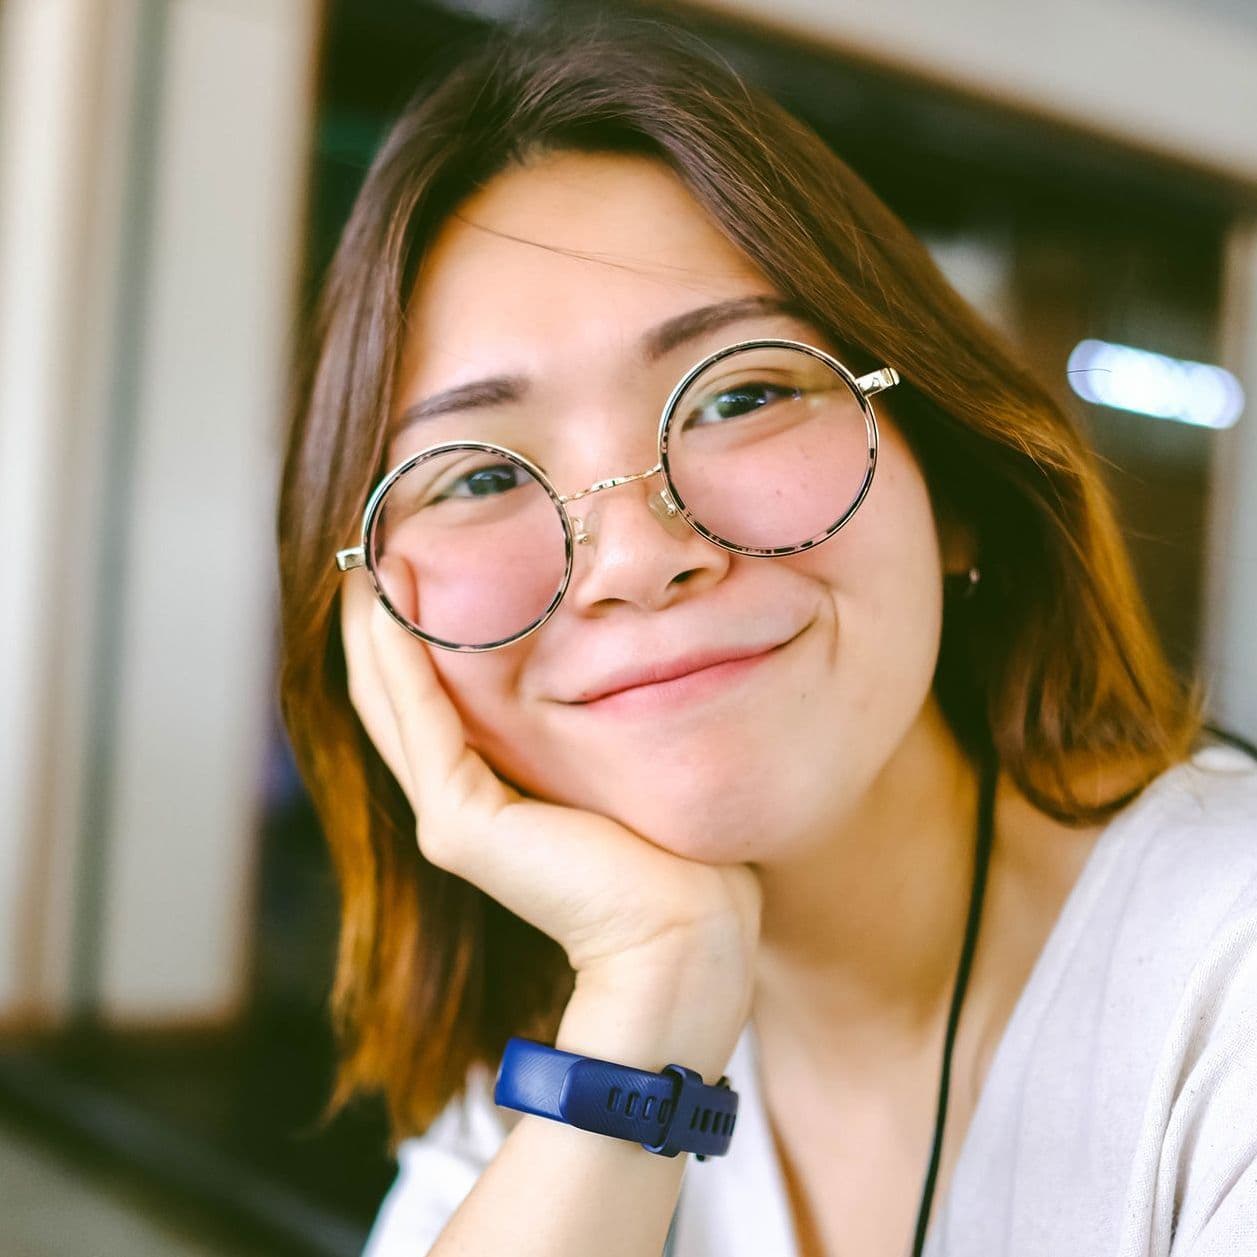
<box><xmin>910</xmin><ymin>747</ymin><xmax>999</xmax><ymax>1257</ymax></box>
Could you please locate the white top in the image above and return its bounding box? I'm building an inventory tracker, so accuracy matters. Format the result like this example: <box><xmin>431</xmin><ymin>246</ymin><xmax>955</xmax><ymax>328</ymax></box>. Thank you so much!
<box><xmin>363</xmin><ymin>744</ymin><xmax>1257</xmax><ymax>1256</ymax></box>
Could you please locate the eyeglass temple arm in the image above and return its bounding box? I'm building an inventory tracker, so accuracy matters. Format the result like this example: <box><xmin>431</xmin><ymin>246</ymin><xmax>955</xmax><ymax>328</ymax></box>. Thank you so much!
<box><xmin>337</xmin><ymin>547</ymin><xmax>365</xmax><ymax>571</ymax></box>
<box><xmin>856</xmin><ymin>367</ymin><xmax>900</xmax><ymax>396</ymax></box>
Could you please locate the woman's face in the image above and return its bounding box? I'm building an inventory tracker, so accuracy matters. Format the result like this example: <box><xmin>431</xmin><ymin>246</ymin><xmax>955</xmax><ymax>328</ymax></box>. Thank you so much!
<box><xmin>384</xmin><ymin>150</ymin><xmax>949</xmax><ymax>864</ymax></box>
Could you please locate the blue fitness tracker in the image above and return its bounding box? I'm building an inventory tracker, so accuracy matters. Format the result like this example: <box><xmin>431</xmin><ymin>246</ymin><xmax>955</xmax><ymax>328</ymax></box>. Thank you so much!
<box><xmin>493</xmin><ymin>1037</ymin><xmax>739</xmax><ymax>1160</ymax></box>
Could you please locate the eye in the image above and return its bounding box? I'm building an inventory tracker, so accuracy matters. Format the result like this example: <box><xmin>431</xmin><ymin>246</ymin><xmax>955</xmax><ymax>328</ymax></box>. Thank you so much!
<box><xmin>433</xmin><ymin>461</ymin><xmax>529</xmax><ymax>501</ymax></box>
<box><xmin>684</xmin><ymin>379</ymin><xmax>802</xmax><ymax>428</ymax></box>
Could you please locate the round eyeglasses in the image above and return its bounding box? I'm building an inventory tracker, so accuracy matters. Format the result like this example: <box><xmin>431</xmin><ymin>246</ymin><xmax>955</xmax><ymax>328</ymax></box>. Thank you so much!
<box><xmin>335</xmin><ymin>338</ymin><xmax>900</xmax><ymax>651</ymax></box>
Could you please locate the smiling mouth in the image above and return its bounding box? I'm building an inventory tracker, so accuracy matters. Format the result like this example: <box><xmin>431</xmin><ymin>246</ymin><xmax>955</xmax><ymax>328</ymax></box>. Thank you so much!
<box><xmin>567</xmin><ymin>628</ymin><xmax>806</xmax><ymax>713</ymax></box>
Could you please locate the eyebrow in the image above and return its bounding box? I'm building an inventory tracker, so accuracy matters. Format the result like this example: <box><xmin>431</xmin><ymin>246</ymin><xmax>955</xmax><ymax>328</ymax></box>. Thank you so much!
<box><xmin>391</xmin><ymin>293</ymin><xmax>803</xmax><ymax>434</ymax></box>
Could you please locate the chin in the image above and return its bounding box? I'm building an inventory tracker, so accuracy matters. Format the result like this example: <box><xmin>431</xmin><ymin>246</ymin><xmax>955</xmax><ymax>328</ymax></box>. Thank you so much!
<box><xmin>483</xmin><ymin>716</ymin><xmax>851</xmax><ymax>863</ymax></box>
<box><xmin>566</xmin><ymin>756</ymin><xmax>819</xmax><ymax>865</ymax></box>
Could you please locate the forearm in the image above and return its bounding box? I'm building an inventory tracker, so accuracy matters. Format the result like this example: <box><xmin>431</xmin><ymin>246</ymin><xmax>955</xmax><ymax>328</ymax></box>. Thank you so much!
<box><xmin>428</xmin><ymin>1106</ymin><xmax>687</xmax><ymax>1256</ymax></box>
<box><xmin>429</xmin><ymin>941</ymin><xmax>751</xmax><ymax>1256</ymax></box>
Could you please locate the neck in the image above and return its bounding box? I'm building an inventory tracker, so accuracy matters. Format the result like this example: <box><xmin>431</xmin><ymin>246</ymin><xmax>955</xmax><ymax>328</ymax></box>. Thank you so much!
<box><xmin>751</xmin><ymin>696</ymin><xmax>984</xmax><ymax>1074</ymax></box>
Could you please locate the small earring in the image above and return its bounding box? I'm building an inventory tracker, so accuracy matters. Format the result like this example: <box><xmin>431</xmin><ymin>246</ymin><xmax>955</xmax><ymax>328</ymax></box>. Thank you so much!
<box><xmin>945</xmin><ymin>565</ymin><xmax>981</xmax><ymax>598</ymax></box>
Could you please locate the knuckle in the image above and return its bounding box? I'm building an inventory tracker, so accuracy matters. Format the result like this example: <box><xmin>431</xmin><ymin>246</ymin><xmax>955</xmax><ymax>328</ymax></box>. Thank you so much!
<box><xmin>412</xmin><ymin>759</ymin><xmax>497</xmax><ymax>872</ymax></box>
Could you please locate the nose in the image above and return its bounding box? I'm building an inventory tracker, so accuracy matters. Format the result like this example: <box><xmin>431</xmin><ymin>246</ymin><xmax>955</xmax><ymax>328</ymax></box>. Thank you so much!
<box><xmin>572</xmin><ymin>482</ymin><xmax>681</xmax><ymax>545</ymax></box>
<box><xmin>565</xmin><ymin>476</ymin><xmax>730</xmax><ymax>616</ymax></box>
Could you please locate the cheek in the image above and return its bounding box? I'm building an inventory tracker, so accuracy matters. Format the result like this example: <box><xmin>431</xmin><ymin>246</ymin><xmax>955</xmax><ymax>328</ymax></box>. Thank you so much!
<box><xmin>780</xmin><ymin>446</ymin><xmax>946</xmax><ymax>725</ymax></box>
<box><xmin>788</xmin><ymin>447</ymin><xmax>944</xmax><ymax>624</ymax></box>
<box><xmin>429</xmin><ymin>649</ymin><xmax>530</xmax><ymax>765</ymax></box>
<box><xmin>847</xmin><ymin>476</ymin><xmax>947</xmax><ymax>746</ymax></box>
<box><xmin>382</xmin><ymin>492</ymin><xmax>569</xmax><ymax>649</ymax></box>
<box><xmin>429</xmin><ymin>646</ymin><xmax>592</xmax><ymax>804</ymax></box>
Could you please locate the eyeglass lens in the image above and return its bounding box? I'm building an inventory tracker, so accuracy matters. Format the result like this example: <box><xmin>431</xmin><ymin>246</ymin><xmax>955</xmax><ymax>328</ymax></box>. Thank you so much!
<box><xmin>664</xmin><ymin>344</ymin><xmax>873</xmax><ymax>552</ymax></box>
<box><xmin>370</xmin><ymin>345</ymin><xmax>874</xmax><ymax>650</ymax></box>
<box><xmin>373</xmin><ymin>447</ymin><xmax>569</xmax><ymax>650</ymax></box>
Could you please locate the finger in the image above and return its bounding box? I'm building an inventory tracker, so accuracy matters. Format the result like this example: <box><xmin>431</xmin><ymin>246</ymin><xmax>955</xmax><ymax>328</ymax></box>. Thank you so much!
<box><xmin>373</xmin><ymin>546</ymin><xmax>418</xmax><ymax>624</ymax></box>
<box><xmin>339</xmin><ymin>568</ymin><xmax>416</xmax><ymax>801</ymax></box>
<box><xmin>369</xmin><ymin>555</ymin><xmax>513</xmax><ymax>832</ymax></box>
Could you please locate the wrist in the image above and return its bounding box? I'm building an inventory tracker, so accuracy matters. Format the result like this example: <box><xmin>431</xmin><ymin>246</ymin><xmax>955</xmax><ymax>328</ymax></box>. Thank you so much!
<box><xmin>495</xmin><ymin>1036</ymin><xmax>738</xmax><ymax>1160</ymax></box>
<box><xmin>557</xmin><ymin>935</ymin><xmax>753</xmax><ymax>1083</ymax></box>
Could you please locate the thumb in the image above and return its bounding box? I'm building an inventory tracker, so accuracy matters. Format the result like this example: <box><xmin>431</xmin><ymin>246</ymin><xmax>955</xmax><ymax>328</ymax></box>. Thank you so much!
<box><xmin>369</xmin><ymin>554</ymin><xmax>515</xmax><ymax>836</ymax></box>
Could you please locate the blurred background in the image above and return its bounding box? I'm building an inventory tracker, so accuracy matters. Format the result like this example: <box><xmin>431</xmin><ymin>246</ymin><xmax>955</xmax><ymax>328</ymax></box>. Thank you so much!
<box><xmin>1</xmin><ymin>0</ymin><xmax>1255</xmax><ymax>1253</ymax></box>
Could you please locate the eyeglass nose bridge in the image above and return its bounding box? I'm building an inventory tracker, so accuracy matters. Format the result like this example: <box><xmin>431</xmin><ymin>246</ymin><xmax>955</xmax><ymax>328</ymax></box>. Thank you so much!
<box><xmin>558</xmin><ymin>462</ymin><xmax>680</xmax><ymax>546</ymax></box>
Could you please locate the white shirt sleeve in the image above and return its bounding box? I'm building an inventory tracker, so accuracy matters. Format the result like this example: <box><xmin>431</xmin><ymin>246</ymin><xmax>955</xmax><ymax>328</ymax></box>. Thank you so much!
<box><xmin>362</xmin><ymin>1065</ymin><xmax>507</xmax><ymax>1257</ymax></box>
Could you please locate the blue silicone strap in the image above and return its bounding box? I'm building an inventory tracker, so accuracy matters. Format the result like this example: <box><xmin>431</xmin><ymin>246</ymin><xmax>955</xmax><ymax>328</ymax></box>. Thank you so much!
<box><xmin>493</xmin><ymin>1037</ymin><xmax>738</xmax><ymax>1159</ymax></box>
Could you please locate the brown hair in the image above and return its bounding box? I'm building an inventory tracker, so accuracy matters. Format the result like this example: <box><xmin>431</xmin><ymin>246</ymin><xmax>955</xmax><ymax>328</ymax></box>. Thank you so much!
<box><xmin>277</xmin><ymin>18</ymin><xmax>1203</xmax><ymax>1143</ymax></box>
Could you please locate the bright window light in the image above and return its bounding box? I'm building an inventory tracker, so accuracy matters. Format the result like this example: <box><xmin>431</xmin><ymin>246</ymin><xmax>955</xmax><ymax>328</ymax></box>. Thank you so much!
<box><xmin>1067</xmin><ymin>339</ymin><xmax>1244</xmax><ymax>430</ymax></box>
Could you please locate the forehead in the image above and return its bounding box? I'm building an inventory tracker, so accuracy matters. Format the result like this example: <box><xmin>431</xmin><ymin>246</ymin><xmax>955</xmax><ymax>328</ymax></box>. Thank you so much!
<box><xmin>397</xmin><ymin>151</ymin><xmax>775</xmax><ymax>389</ymax></box>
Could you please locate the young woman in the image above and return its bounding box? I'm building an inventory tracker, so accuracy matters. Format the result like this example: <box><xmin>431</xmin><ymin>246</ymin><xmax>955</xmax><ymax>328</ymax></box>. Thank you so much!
<box><xmin>277</xmin><ymin>20</ymin><xmax>1257</xmax><ymax>1257</ymax></box>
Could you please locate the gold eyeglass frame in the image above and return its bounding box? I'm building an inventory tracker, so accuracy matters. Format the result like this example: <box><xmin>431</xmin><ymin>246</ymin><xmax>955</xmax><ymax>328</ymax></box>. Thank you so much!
<box><xmin>335</xmin><ymin>338</ymin><xmax>900</xmax><ymax>652</ymax></box>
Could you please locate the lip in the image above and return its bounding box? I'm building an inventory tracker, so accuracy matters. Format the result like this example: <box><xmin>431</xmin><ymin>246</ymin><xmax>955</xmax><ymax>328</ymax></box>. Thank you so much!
<box><xmin>564</xmin><ymin>630</ymin><xmax>804</xmax><ymax>713</ymax></box>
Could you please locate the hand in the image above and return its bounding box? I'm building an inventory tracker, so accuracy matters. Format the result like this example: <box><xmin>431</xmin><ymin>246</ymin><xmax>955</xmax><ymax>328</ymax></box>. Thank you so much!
<box><xmin>339</xmin><ymin>558</ymin><xmax>763</xmax><ymax>986</ymax></box>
